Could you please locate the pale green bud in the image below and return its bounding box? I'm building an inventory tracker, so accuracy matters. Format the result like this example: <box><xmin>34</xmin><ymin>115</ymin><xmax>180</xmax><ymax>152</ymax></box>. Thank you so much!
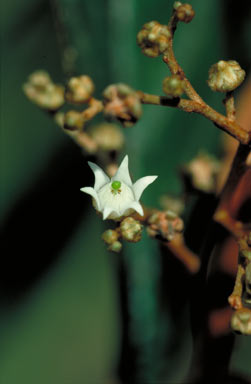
<box><xmin>120</xmin><ymin>217</ymin><xmax>143</xmax><ymax>243</ymax></box>
<box><xmin>162</xmin><ymin>75</ymin><xmax>185</xmax><ymax>97</ymax></box>
<box><xmin>208</xmin><ymin>60</ymin><xmax>245</xmax><ymax>92</ymax></box>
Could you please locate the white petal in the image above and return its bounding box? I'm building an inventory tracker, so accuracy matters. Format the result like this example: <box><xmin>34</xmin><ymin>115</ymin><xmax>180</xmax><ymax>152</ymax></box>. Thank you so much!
<box><xmin>88</xmin><ymin>161</ymin><xmax>110</xmax><ymax>191</ymax></box>
<box><xmin>103</xmin><ymin>206</ymin><xmax>115</xmax><ymax>220</ymax></box>
<box><xmin>80</xmin><ymin>187</ymin><xmax>100</xmax><ymax>210</ymax></box>
<box><xmin>122</xmin><ymin>201</ymin><xmax>144</xmax><ymax>216</ymax></box>
<box><xmin>133</xmin><ymin>176</ymin><xmax>158</xmax><ymax>201</ymax></box>
<box><xmin>112</xmin><ymin>155</ymin><xmax>132</xmax><ymax>186</ymax></box>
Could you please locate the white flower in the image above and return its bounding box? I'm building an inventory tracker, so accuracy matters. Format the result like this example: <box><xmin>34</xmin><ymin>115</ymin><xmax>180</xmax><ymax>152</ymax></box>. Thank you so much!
<box><xmin>81</xmin><ymin>155</ymin><xmax>158</xmax><ymax>220</ymax></box>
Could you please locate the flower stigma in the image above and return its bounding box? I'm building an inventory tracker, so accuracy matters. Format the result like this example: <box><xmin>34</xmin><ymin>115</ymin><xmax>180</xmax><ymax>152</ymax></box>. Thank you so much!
<box><xmin>111</xmin><ymin>180</ymin><xmax>121</xmax><ymax>194</ymax></box>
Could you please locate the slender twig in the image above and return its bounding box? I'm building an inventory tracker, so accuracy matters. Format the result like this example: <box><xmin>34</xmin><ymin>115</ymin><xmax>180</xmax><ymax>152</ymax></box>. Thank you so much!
<box><xmin>137</xmin><ymin>91</ymin><xmax>250</xmax><ymax>144</ymax></box>
<box><xmin>224</xmin><ymin>91</ymin><xmax>236</xmax><ymax>121</ymax></box>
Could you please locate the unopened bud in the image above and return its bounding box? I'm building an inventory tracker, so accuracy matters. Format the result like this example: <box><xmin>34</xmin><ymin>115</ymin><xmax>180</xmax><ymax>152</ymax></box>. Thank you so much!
<box><xmin>64</xmin><ymin>110</ymin><xmax>85</xmax><ymax>130</ymax></box>
<box><xmin>89</xmin><ymin>123</ymin><xmax>124</xmax><ymax>151</ymax></box>
<box><xmin>162</xmin><ymin>75</ymin><xmax>185</xmax><ymax>97</ymax></box>
<box><xmin>103</xmin><ymin>84</ymin><xmax>142</xmax><ymax>127</ymax></box>
<box><xmin>208</xmin><ymin>60</ymin><xmax>245</xmax><ymax>93</ymax></box>
<box><xmin>102</xmin><ymin>229</ymin><xmax>119</xmax><ymax>245</ymax></box>
<box><xmin>65</xmin><ymin>75</ymin><xmax>94</xmax><ymax>104</ymax></box>
<box><xmin>23</xmin><ymin>70</ymin><xmax>65</xmax><ymax>111</ymax></box>
<box><xmin>147</xmin><ymin>211</ymin><xmax>184</xmax><ymax>242</ymax></box>
<box><xmin>231</xmin><ymin>309</ymin><xmax>251</xmax><ymax>335</ymax></box>
<box><xmin>137</xmin><ymin>21</ymin><xmax>171</xmax><ymax>58</ymax></box>
<box><xmin>182</xmin><ymin>152</ymin><xmax>221</xmax><ymax>193</ymax></box>
<box><xmin>108</xmin><ymin>240</ymin><xmax>122</xmax><ymax>253</ymax></box>
<box><xmin>120</xmin><ymin>217</ymin><xmax>143</xmax><ymax>243</ymax></box>
<box><xmin>28</xmin><ymin>70</ymin><xmax>51</xmax><ymax>88</ymax></box>
<box><xmin>176</xmin><ymin>3</ymin><xmax>195</xmax><ymax>23</ymax></box>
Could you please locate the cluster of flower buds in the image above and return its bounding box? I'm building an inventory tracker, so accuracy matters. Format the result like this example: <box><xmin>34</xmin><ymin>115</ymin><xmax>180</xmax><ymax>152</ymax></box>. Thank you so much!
<box><xmin>173</xmin><ymin>2</ymin><xmax>195</xmax><ymax>23</ymax></box>
<box><xmin>231</xmin><ymin>308</ymin><xmax>251</xmax><ymax>335</ymax></box>
<box><xmin>103</xmin><ymin>83</ymin><xmax>142</xmax><ymax>127</ymax></box>
<box><xmin>102</xmin><ymin>229</ymin><xmax>122</xmax><ymax>253</ymax></box>
<box><xmin>147</xmin><ymin>210</ymin><xmax>184</xmax><ymax>242</ymax></box>
<box><xmin>65</xmin><ymin>75</ymin><xmax>94</xmax><ymax>104</ymax></box>
<box><xmin>102</xmin><ymin>217</ymin><xmax>143</xmax><ymax>253</ymax></box>
<box><xmin>208</xmin><ymin>60</ymin><xmax>245</xmax><ymax>93</ymax></box>
<box><xmin>137</xmin><ymin>21</ymin><xmax>171</xmax><ymax>58</ymax></box>
<box><xmin>23</xmin><ymin>70</ymin><xmax>65</xmax><ymax>111</ymax></box>
<box><xmin>181</xmin><ymin>152</ymin><xmax>221</xmax><ymax>194</ymax></box>
<box><xmin>88</xmin><ymin>123</ymin><xmax>124</xmax><ymax>152</ymax></box>
<box><xmin>162</xmin><ymin>74</ymin><xmax>185</xmax><ymax>97</ymax></box>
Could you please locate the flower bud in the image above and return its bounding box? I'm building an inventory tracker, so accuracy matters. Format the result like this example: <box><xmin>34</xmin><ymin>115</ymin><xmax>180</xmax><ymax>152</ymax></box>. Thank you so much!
<box><xmin>23</xmin><ymin>70</ymin><xmax>65</xmax><ymax>111</ymax></box>
<box><xmin>120</xmin><ymin>217</ymin><xmax>143</xmax><ymax>243</ymax></box>
<box><xmin>108</xmin><ymin>240</ymin><xmax>122</xmax><ymax>253</ymax></box>
<box><xmin>176</xmin><ymin>3</ymin><xmax>195</xmax><ymax>23</ymax></box>
<box><xmin>65</xmin><ymin>75</ymin><xmax>94</xmax><ymax>104</ymax></box>
<box><xmin>88</xmin><ymin>123</ymin><xmax>124</xmax><ymax>151</ymax></box>
<box><xmin>28</xmin><ymin>70</ymin><xmax>51</xmax><ymax>88</ymax></box>
<box><xmin>63</xmin><ymin>110</ymin><xmax>85</xmax><ymax>130</ymax></box>
<box><xmin>103</xmin><ymin>83</ymin><xmax>142</xmax><ymax>127</ymax></box>
<box><xmin>162</xmin><ymin>75</ymin><xmax>185</xmax><ymax>97</ymax></box>
<box><xmin>102</xmin><ymin>229</ymin><xmax>119</xmax><ymax>245</ymax></box>
<box><xmin>208</xmin><ymin>60</ymin><xmax>245</xmax><ymax>93</ymax></box>
<box><xmin>147</xmin><ymin>211</ymin><xmax>184</xmax><ymax>242</ymax></box>
<box><xmin>137</xmin><ymin>21</ymin><xmax>171</xmax><ymax>58</ymax></box>
<box><xmin>181</xmin><ymin>152</ymin><xmax>221</xmax><ymax>193</ymax></box>
<box><xmin>231</xmin><ymin>309</ymin><xmax>251</xmax><ymax>335</ymax></box>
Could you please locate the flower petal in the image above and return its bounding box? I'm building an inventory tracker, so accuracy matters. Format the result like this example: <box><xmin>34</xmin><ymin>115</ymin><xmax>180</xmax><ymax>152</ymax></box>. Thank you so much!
<box><xmin>122</xmin><ymin>201</ymin><xmax>144</xmax><ymax>216</ymax></box>
<box><xmin>112</xmin><ymin>155</ymin><xmax>132</xmax><ymax>186</ymax></box>
<box><xmin>80</xmin><ymin>187</ymin><xmax>100</xmax><ymax>210</ymax></box>
<box><xmin>103</xmin><ymin>206</ymin><xmax>115</xmax><ymax>220</ymax></box>
<box><xmin>88</xmin><ymin>162</ymin><xmax>110</xmax><ymax>191</ymax></box>
<box><xmin>133</xmin><ymin>176</ymin><xmax>158</xmax><ymax>201</ymax></box>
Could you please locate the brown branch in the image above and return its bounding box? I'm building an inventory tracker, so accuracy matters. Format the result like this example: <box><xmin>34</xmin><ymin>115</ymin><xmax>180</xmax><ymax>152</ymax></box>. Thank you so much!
<box><xmin>137</xmin><ymin>91</ymin><xmax>250</xmax><ymax>144</ymax></box>
<box><xmin>224</xmin><ymin>91</ymin><xmax>236</xmax><ymax>121</ymax></box>
<box><xmin>163</xmin><ymin>45</ymin><xmax>204</xmax><ymax>104</ymax></box>
<box><xmin>214</xmin><ymin>143</ymin><xmax>251</xmax><ymax>238</ymax></box>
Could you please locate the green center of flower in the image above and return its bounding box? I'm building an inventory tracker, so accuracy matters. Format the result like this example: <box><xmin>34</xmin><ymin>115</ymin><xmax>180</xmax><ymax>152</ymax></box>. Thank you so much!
<box><xmin>111</xmin><ymin>180</ymin><xmax>121</xmax><ymax>191</ymax></box>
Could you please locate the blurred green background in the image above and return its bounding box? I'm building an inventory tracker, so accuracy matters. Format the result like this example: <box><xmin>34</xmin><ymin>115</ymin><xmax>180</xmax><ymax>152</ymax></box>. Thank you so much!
<box><xmin>1</xmin><ymin>0</ymin><xmax>251</xmax><ymax>383</ymax></box>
